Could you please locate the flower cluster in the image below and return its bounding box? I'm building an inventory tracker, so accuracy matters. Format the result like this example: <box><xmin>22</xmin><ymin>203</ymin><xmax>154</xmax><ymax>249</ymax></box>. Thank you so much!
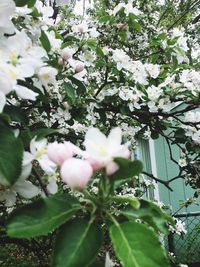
<box><xmin>47</xmin><ymin>127</ymin><xmax>130</xmax><ymax>189</ymax></box>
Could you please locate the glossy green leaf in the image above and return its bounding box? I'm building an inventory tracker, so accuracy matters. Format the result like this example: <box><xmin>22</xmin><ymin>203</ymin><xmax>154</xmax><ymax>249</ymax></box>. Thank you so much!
<box><xmin>0</xmin><ymin>126</ymin><xmax>23</xmax><ymax>185</ymax></box>
<box><xmin>7</xmin><ymin>194</ymin><xmax>80</xmax><ymax>238</ymax></box>
<box><xmin>64</xmin><ymin>82</ymin><xmax>76</xmax><ymax>104</ymax></box>
<box><xmin>67</xmin><ymin>76</ymin><xmax>86</xmax><ymax>95</ymax></box>
<box><xmin>4</xmin><ymin>105</ymin><xmax>28</xmax><ymax>124</ymax></box>
<box><xmin>40</xmin><ymin>30</ymin><xmax>51</xmax><ymax>52</ymax></box>
<box><xmin>110</xmin><ymin>221</ymin><xmax>170</xmax><ymax>267</ymax></box>
<box><xmin>121</xmin><ymin>199</ymin><xmax>174</xmax><ymax>234</ymax></box>
<box><xmin>111</xmin><ymin>158</ymin><xmax>143</xmax><ymax>181</ymax></box>
<box><xmin>53</xmin><ymin>219</ymin><xmax>103</xmax><ymax>267</ymax></box>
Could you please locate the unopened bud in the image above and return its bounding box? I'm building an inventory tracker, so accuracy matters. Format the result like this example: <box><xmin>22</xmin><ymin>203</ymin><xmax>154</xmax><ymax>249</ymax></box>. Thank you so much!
<box><xmin>61</xmin><ymin>48</ymin><xmax>73</xmax><ymax>60</ymax></box>
<box><xmin>61</xmin><ymin>158</ymin><xmax>93</xmax><ymax>189</ymax></box>
<box><xmin>47</xmin><ymin>142</ymin><xmax>74</xmax><ymax>165</ymax></box>
<box><xmin>75</xmin><ymin>61</ymin><xmax>84</xmax><ymax>73</ymax></box>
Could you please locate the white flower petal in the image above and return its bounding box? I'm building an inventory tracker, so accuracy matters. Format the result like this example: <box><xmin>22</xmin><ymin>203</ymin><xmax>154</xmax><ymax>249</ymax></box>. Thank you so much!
<box><xmin>47</xmin><ymin>177</ymin><xmax>58</xmax><ymax>194</ymax></box>
<box><xmin>15</xmin><ymin>85</ymin><xmax>38</xmax><ymax>101</ymax></box>
<box><xmin>0</xmin><ymin>92</ymin><xmax>6</xmax><ymax>113</ymax></box>
<box><xmin>5</xmin><ymin>190</ymin><xmax>16</xmax><ymax>207</ymax></box>
<box><xmin>38</xmin><ymin>156</ymin><xmax>56</xmax><ymax>174</ymax></box>
<box><xmin>15</xmin><ymin>180</ymin><xmax>40</xmax><ymax>199</ymax></box>
<box><xmin>84</xmin><ymin>128</ymin><xmax>107</xmax><ymax>147</ymax></box>
<box><xmin>108</xmin><ymin>127</ymin><xmax>122</xmax><ymax>147</ymax></box>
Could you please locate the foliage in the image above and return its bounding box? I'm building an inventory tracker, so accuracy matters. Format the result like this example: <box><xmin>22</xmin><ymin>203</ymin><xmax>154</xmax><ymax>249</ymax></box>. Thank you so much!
<box><xmin>1</xmin><ymin>0</ymin><xmax>200</xmax><ymax>266</ymax></box>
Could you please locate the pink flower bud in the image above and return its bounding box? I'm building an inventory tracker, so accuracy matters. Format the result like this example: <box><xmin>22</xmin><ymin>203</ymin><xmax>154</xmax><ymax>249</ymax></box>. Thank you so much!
<box><xmin>87</xmin><ymin>157</ymin><xmax>103</xmax><ymax>171</ymax></box>
<box><xmin>61</xmin><ymin>158</ymin><xmax>93</xmax><ymax>189</ymax></box>
<box><xmin>61</xmin><ymin>48</ymin><xmax>73</xmax><ymax>60</ymax></box>
<box><xmin>47</xmin><ymin>142</ymin><xmax>74</xmax><ymax>165</ymax></box>
<box><xmin>106</xmin><ymin>161</ymin><xmax>119</xmax><ymax>176</ymax></box>
<box><xmin>75</xmin><ymin>62</ymin><xmax>84</xmax><ymax>73</ymax></box>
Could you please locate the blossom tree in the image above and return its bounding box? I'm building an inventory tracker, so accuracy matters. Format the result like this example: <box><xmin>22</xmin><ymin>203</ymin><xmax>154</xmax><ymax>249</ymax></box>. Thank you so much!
<box><xmin>0</xmin><ymin>0</ymin><xmax>200</xmax><ymax>266</ymax></box>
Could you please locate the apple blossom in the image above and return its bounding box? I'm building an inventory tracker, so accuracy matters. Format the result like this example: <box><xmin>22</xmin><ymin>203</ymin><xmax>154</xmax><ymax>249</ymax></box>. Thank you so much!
<box><xmin>47</xmin><ymin>142</ymin><xmax>74</xmax><ymax>165</ymax></box>
<box><xmin>46</xmin><ymin>175</ymin><xmax>58</xmax><ymax>194</ymax></box>
<box><xmin>30</xmin><ymin>138</ymin><xmax>57</xmax><ymax>174</ymax></box>
<box><xmin>75</xmin><ymin>61</ymin><xmax>85</xmax><ymax>73</ymax></box>
<box><xmin>145</xmin><ymin>64</ymin><xmax>160</xmax><ymax>79</ymax></box>
<box><xmin>83</xmin><ymin>127</ymin><xmax>130</xmax><ymax>175</ymax></box>
<box><xmin>61</xmin><ymin>47</ymin><xmax>73</xmax><ymax>60</ymax></box>
<box><xmin>72</xmin><ymin>22</ymin><xmax>88</xmax><ymax>33</ymax></box>
<box><xmin>89</xmin><ymin>28</ymin><xmax>100</xmax><ymax>38</ymax></box>
<box><xmin>60</xmin><ymin>158</ymin><xmax>93</xmax><ymax>189</ymax></box>
<box><xmin>0</xmin><ymin>152</ymin><xmax>40</xmax><ymax>206</ymax></box>
<box><xmin>0</xmin><ymin>0</ymin><xmax>16</xmax><ymax>35</ymax></box>
<box><xmin>38</xmin><ymin>66</ymin><xmax>58</xmax><ymax>89</ymax></box>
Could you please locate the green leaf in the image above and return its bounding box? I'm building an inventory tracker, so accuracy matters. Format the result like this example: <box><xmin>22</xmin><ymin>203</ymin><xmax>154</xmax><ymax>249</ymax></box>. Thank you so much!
<box><xmin>67</xmin><ymin>76</ymin><xmax>86</xmax><ymax>95</ymax></box>
<box><xmin>28</xmin><ymin>0</ymin><xmax>36</xmax><ymax>7</ymax></box>
<box><xmin>110</xmin><ymin>221</ymin><xmax>170</xmax><ymax>267</ymax></box>
<box><xmin>64</xmin><ymin>82</ymin><xmax>76</xmax><ymax>105</ymax></box>
<box><xmin>31</xmin><ymin>128</ymin><xmax>58</xmax><ymax>140</ymax></box>
<box><xmin>7</xmin><ymin>194</ymin><xmax>80</xmax><ymax>238</ymax></box>
<box><xmin>132</xmin><ymin>22</ymin><xmax>142</xmax><ymax>32</ymax></box>
<box><xmin>4</xmin><ymin>105</ymin><xmax>28</xmax><ymax>124</ymax></box>
<box><xmin>0</xmin><ymin>126</ymin><xmax>23</xmax><ymax>185</ymax></box>
<box><xmin>0</xmin><ymin>113</ymin><xmax>11</xmax><ymax>124</ymax></box>
<box><xmin>89</xmin><ymin>261</ymin><xmax>104</xmax><ymax>267</ymax></box>
<box><xmin>113</xmin><ymin>196</ymin><xmax>140</xmax><ymax>209</ymax></box>
<box><xmin>14</xmin><ymin>0</ymin><xmax>29</xmax><ymax>6</ymax></box>
<box><xmin>30</xmin><ymin>6</ymin><xmax>41</xmax><ymax>17</ymax></box>
<box><xmin>53</xmin><ymin>219</ymin><xmax>103</xmax><ymax>267</ymax></box>
<box><xmin>121</xmin><ymin>199</ymin><xmax>174</xmax><ymax>234</ymax></box>
<box><xmin>19</xmin><ymin>129</ymin><xmax>32</xmax><ymax>149</ymax></box>
<box><xmin>87</xmin><ymin>39</ymin><xmax>97</xmax><ymax>49</ymax></box>
<box><xmin>111</xmin><ymin>158</ymin><xmax>143</xmax><ymax>181</ymax></box>
<box><xmin>40</xmin><ymin>30</ymin><xmax>51</xmax><ymax>53</ymax></box>
<box><xmin>99</xmin><ymin>15</ymin><xmax>115</xmax><ymax>23</ymax></box>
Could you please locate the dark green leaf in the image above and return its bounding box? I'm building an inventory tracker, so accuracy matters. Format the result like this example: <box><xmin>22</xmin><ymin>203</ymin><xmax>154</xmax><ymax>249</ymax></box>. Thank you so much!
<box><xmin>14</xmin><ymin>0</ymin><xmax>29</xmax><ymax>7</ymax></box>
<box><xmin>7</xmin><ymin>194</ymin><xmax>80</xmax><ymax>238</ymax></box>
<box><xmin>0</xmin><ymin>113</ymin><xmax>11</xmax><ymax>124</ymax></box>
<box><xmin>110</xmin><ymin>221</ymin><xmax>170</xmax><ymax>267</ymax></box>
<box><xmin>53</xmin><ymin>219</ymin><xmax>103</xmax><ymax>267</ymax></box>
<box><xmin>89</xmin><ymin>261</ymin><xmax>104</xmax><ymax>267</ymax></box>
<box><xmin>68</xmin><ymin>76</ymin><xmax>86</xmax><ymax>95</ymax></box>
<box><xmin>111</xmin><ymin>158</ymin><xmax>143</xmax><ymax>181</ymax></box>
<box><xmin>40</xmin><ymin>30</ymin><xmax>51</xmax><ymax>53</ymax></box>
<box><xmin>121</xmin><ymin>199</ymin><xmax>174</xmax><ymax>234</ymax></box>
<box><xmin>64</xmin><ymin>82</ymin><xmax>76</xmax><ymax>104</ymax></box>
<box><xmin>4</xmin><ymin>105</ymin><xmax>28</xmax><ymax>124</ymax></box>
<box><xmin>0</xmin><ymin>126</ymin><xmax>23</xmax><ymax>185</ymax></box>
<box><xmin>19</xmin><ymin>129</ymin><xmax>32</xmax><ymax>149</ymax></box>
